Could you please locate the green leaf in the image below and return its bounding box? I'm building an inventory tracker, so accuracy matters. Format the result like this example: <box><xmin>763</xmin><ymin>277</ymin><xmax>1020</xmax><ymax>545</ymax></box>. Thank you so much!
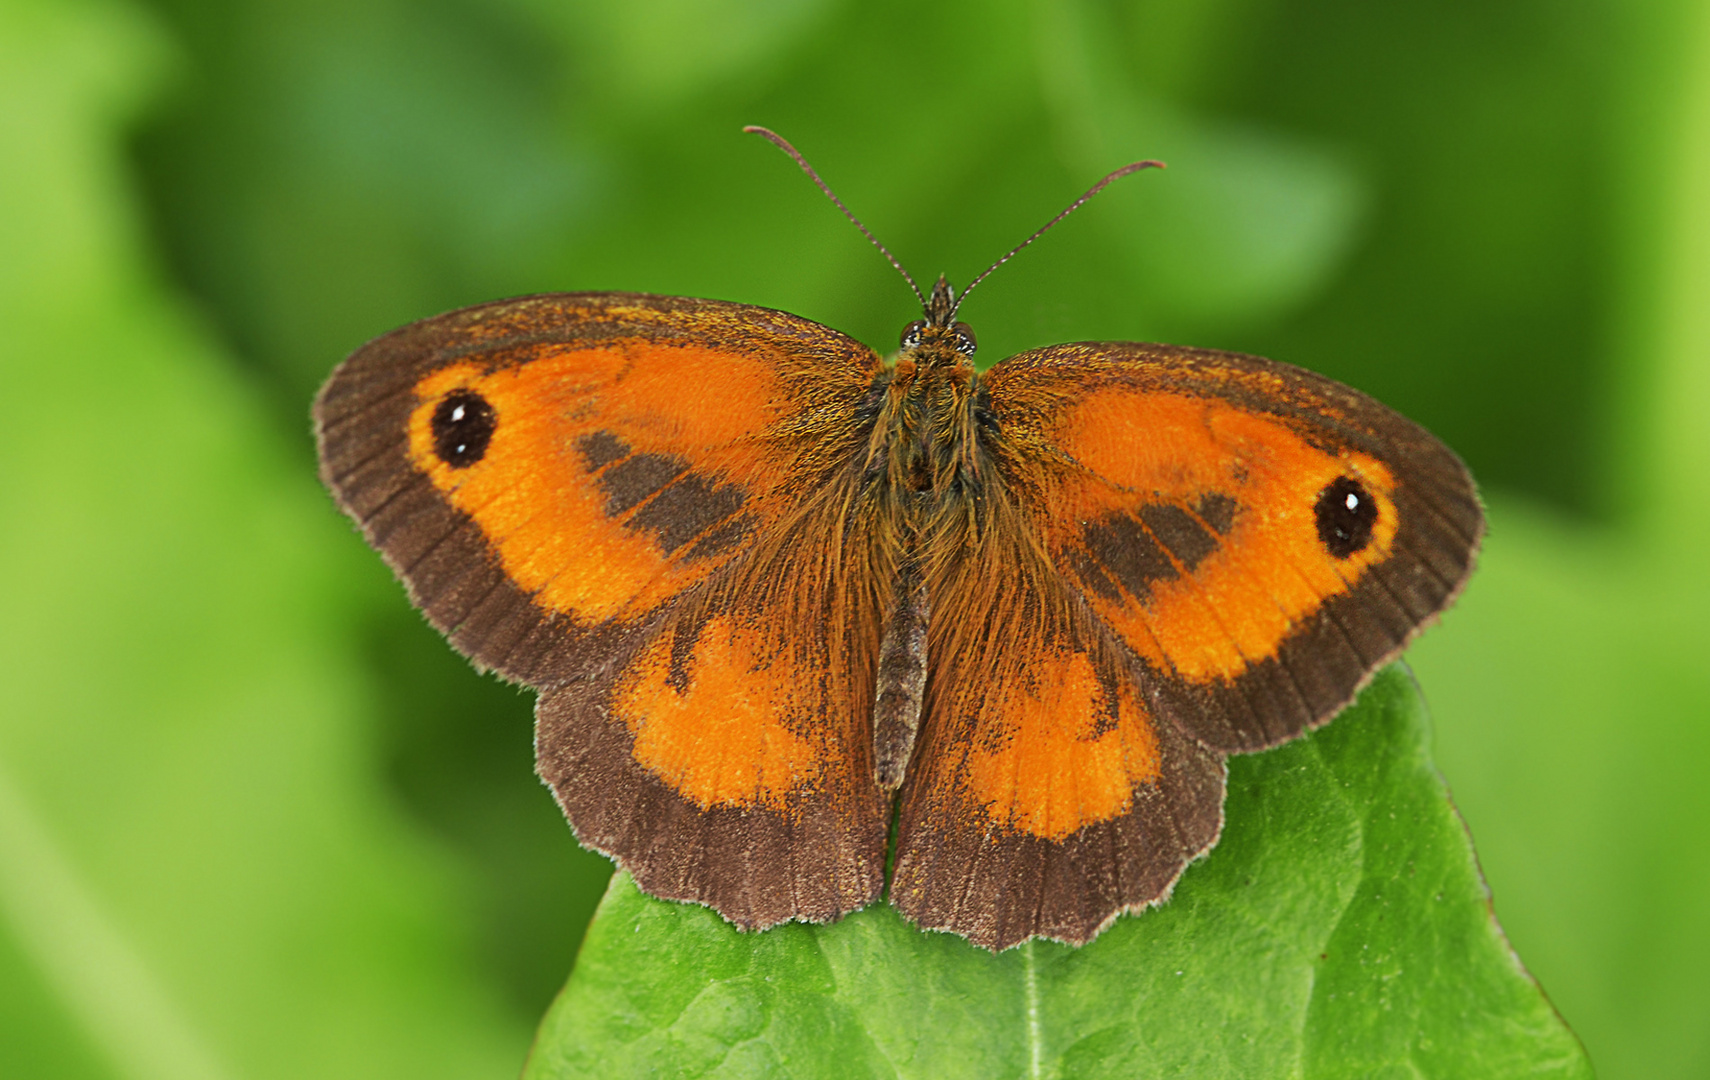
<box><xmin>525</xmin><ymin>667</ymin><xmax>1589</xmax><ymax>1079</ymax></box>
<box><xmin>1411</xmin><ymin>496</ymin><xmax>1710</xmax><ymax>1078</ymax></box>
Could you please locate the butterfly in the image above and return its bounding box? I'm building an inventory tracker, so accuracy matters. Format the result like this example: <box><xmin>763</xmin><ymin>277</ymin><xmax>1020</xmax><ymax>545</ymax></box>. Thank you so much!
<box><xmin>314</xmin><ymin>130</ymin><xmax>1482</xmax><ymax>951</ymax></box>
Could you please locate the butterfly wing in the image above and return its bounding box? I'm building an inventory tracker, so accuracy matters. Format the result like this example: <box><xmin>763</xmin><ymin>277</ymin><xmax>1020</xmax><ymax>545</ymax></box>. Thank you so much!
<box><xmin>891</xmin><ymin>342</ymin><xmax>1481</xmax><ymax>949</ymax></box>
<box><xmin>993</xmin><ymin>342</ymin><xmax>1483</xmax><ymax>752</ymax></box>
<box><xmin>315</xmin><ymin>292</ymin><xmax>892</xmax><ymax>928</ymax></box>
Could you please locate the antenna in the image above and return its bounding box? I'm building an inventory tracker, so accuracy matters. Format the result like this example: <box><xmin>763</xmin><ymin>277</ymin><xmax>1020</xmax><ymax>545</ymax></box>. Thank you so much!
<box><xmin>949</xmin><ymin>159</ymin><xmax>1165</xmax><ymax>320</ymax></box>
<box><xmin>745</xmin><ymin>126</ymin><xmax>1164</xmax><ymax>321</ymax></box>
<box><xmin>744</xmin><ymin>126</ymin><xmax>926</xmax><ymax>308</ymax></box>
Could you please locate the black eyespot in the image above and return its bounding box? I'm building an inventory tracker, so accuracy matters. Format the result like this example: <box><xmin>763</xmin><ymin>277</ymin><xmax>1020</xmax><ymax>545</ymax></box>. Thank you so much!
<box><xmin>900</xmin><ymin>320</ymin><xmax>927</xmax><ymax>351</ymax></box>
<box><xmin>1314</xmin><ymin>476</ymin><xmax>1378</xmax><ymax>558</ymax></box>
<box><xmin>431</xmin><ymin>389</ymin><xmax>496</xmax><ymax>468</ymax></box>
<box><xmin>951</xmin><ymin>321</ymin><xmax>977</xmax><ymax>356</ymax></box>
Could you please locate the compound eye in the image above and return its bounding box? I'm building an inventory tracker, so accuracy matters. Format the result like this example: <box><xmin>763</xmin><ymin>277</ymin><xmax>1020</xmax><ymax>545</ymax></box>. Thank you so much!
<box><xmin>900</xmin><ymin>320</ymin><xmax>927</xmax><ymax>350</ymax></box>
<box><xmin>952</xmin><ymin>321</ymin><xmax>978</xmax><ymax>356</ymax></box>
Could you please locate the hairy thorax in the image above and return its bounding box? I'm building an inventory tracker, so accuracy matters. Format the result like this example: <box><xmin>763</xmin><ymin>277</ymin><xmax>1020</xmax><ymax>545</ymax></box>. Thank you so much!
<box><xmin>866</xmin><ymin>333</ymin><xmax>998</xmax><ymax>790</ymax></box>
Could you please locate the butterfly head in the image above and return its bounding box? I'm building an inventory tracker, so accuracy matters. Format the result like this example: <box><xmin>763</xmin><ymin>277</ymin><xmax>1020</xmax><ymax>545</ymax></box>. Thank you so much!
<box><xmin>900</xmin><ymin>274</ymin><xmax>977</xmax><ymax>363</ymax></box>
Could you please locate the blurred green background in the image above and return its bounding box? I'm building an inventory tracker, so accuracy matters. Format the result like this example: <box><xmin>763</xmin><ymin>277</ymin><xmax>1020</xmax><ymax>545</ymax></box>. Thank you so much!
<box><xmin>2</xmin><ymin>0</ymin><xmax>1707</xmax><ymax>1076</ymax></box>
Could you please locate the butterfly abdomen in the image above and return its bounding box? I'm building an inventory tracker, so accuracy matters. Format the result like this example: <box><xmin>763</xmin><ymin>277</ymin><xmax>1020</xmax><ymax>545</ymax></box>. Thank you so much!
<box><xmin>864</xmin><ymin>351</ymin><xmax>1004</xmax><ymax>789</ymax></box>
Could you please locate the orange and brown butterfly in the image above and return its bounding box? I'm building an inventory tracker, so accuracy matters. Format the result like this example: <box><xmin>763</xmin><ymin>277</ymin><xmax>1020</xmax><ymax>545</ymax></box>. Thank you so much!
<box><xmin>314</xmin><ymin>128</ymin><xmax>1482</xmax><ymax>952</ymax></box>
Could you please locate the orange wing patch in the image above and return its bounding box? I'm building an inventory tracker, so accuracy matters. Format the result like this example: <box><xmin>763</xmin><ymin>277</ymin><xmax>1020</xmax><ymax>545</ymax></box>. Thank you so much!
<box><xmin>1049</xmin><ymin>389</ymin><xmax>1400</xmax><ymax>684</ymax></box>
<box><xmin>958</xmin><ymin>642</ymin><xmax>1159</xmax><ymax>841</ymax></box>
<box><xmin>405</xmin><ymin>341</ymin><xmax>791</xmax><ymax>623</ymax></box>
<box><xmin>614</xmin><ymin>614</ymin><xmax>825</xmax><ymax>811</ymax></box>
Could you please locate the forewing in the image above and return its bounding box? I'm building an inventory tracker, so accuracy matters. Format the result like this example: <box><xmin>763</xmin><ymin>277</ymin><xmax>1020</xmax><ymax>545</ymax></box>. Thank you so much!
<box><xmin>983</xmin><ymin>342</ymin><xmax>1484</xmax><ymax>753</ymax></box>
<box><xmin>315</xmin><ymin>292</ymin><xmax>891</xmax><ymax>927</ymax></box>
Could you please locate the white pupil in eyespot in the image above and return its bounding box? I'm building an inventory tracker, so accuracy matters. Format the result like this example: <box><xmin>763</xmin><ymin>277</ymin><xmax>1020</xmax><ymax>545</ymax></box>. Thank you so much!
<box><xmin>1345</xmin><ymin>492</ymin><xmax>1360</xmax><ymax>511</ymax></box>
<box><xmin>451</xmin><ymin>404</ymin><xmax>466</xmax><ymax>422</ymax></box>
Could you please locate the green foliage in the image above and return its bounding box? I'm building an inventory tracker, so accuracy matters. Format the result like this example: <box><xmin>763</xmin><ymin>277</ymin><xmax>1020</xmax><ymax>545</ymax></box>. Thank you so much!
<box><xmin>528</xmin><ymin>670</ymin><xmax>1588</xmax><ymax>1080</ymax></box>
<box><xmin>0</xmin><ymin>3</ymin><xmax>524</xmax><ymax>1076</ymax></box>
<box><xmin>1412</xmin><ymin>499</ymin><xmax>1710</xmax><ymax>1078</ymax></box>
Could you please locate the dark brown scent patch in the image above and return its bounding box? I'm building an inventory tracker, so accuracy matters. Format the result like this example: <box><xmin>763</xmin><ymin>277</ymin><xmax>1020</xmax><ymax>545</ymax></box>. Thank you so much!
<box><xmin>576</xmin><ymin>430</ymin><xmax>630</xmax><ymax>472</ymax></box>
<box><xmin>1137</xmin><ymin>503</ymin><xmax>1219</xmax><ymax>570</ymax></box>
<box><xmin>576</xmin><ymin>433</ymin><xmax>753</xmax><ymax>559</ymax></box>
<box><xmin>431</xmin><ymin>390</ymin><xmax>497</xmax><ymax>468</ymax></box>
<box><xmin>628</xmin><ymin>473</ymin><xmax>750</xmax><ymax>558</ymax></box>
<box><xmin>599</xmin><ymin>453</ymin><xmax>691</xmax><ymax>515</ymax></box>
<box><xmin>1315</xmin><ymin>476</ymin><xmax>1378</xmax><ymax>558</ymax></box>
<box><xmin>1082</xmin><ymin>514</ymin><xmax>1178</xmax><ymax>598</ymax></box>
